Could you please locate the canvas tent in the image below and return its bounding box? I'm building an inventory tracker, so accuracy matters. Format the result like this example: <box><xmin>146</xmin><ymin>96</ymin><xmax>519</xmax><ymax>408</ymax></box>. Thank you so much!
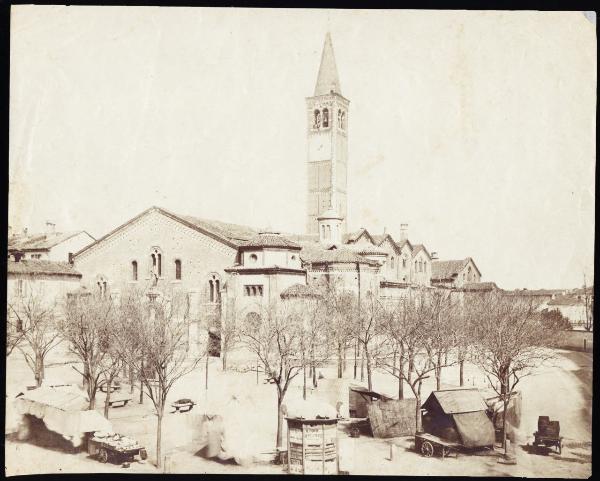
<box><xmin>15</xmin><ymin>386</ymin><xmax>112</xmax><ymax>447</ymax></box>
<box><xmin>421</xmin><ymin>389</ymin><xmax>495</xmax><ymax>448</ymax></box>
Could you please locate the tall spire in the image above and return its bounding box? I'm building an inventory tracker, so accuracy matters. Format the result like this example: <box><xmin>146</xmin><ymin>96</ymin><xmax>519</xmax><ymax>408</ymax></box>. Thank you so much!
<box><xmin>314</xmin><ymin>32</ymin><xmax>342</xmax><ymax>96</ymax></box>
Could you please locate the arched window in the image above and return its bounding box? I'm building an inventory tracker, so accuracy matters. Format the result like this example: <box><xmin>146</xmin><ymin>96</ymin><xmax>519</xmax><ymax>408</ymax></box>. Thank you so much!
<box><xmin>391</xmin><ymin>257</ymin><xmax>395</xmax><ymax>269</ymax></box>
<box><xmin>402</xmin><ymin>257</ymin><xmax>407</xmax><ymax>268</ymax></box>
<box><xmin>326</xmin><ymin>225</ymin><xmax>331</xmax><ymax>239</ymax></box>
<box><xmin>314</xmin><ymin>109</ymin><xmax>321</xmax><ymax>129</ymax></box>
<box><xmin>338</xmin><ymin>109</ymin><xmax>342</xmax><ymax>127</ymax></box>
<box><xmin>322</xmin><ymin>108</ymin><xmax>329</xmax><ymax>128</ymax></box>
<box><xmin>175</xmin><ymin>259</ymin><xmax>181</xmax><ymax>280</ymax></box>
<box><xmin>208</xmin><ymin>274</ymin><xmax>221</xmax><ymax>303</ymax></box>
<box><xmin>414</xmin><ymin>260</ymin><xmax>418</xmax><ymax>271</ymax></box>
<box><xmin>321</xmin><ymin>224</ymin><xmax>326</xmax><ymax>238</ymax></box>
<box><xmin>340</xmin><ymin>111</ymin><xmax>345</xmax><ymax>129</ymax></box>
<box><xmin>132</xmin><ymin>261</ymin><xmax>138</xmax><ymax>281</ymax></box>
<box><xmin>150</xmin><ymin>247</ymin><xmax>162</xmax><ymax>278</ymax></box>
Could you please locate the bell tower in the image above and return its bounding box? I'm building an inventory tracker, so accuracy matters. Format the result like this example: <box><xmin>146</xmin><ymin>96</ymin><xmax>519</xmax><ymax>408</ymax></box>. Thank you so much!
<box><xmin>306</xmin><ymin>33</ymin><xmax>349</xmax><ymax>235</ymax></box>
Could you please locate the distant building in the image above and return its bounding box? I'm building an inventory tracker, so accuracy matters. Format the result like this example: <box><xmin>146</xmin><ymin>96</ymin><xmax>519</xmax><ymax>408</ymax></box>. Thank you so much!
<box><xmin>8</xmin><ymin>223</ymin><xmax>95</xmax><ymax>263</ymax></box>
<box><xmin>431</xmin><ymin>258</ymin><xmax>481</xmax><ymax>288</ymax></box>
<box><xmin>6</xmin><ymin>258</ymin><xmax>82</xmax><ymax>332</ymax></box>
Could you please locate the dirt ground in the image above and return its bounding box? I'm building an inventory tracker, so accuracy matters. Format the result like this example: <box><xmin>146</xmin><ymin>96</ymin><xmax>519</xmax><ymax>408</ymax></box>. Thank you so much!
<box><xmin>4</xmin><ymin>347</ymin><xmax>592</xmax><ymax>477</ymax></box>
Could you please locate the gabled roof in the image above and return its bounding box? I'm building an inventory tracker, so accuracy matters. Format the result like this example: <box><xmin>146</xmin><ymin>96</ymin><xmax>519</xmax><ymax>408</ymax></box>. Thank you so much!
<box><xmin>74</xmin><ymin>206</ymin><xmax>258</xmax><ymax>258</ymax></box>
<box><xmin>342</xmin><ymin>228</ymin><xmax>375</xmax><ymax>245</ymax></box>
<box><xmin>431</xmin><ymin>257</ymin><xmax>480</xmax><ymax>280</ymax></box>
<box><xmin>395</xmin><ymin>238</ymin><xmax>413</xmax><ymax>252</ymax></box>
<box><xmin>411</xmin><ymin>244</ymin><xmax>431</xmax><ymax>259</ymax></box>
<box><xmin>8</xmin><ymin>231</ymin><xmax>94</xmax><ymax>252</ymax></box>
<box><xmin>314</xmin><ymin>32</ymin><xmax>342</xmax><ymax>97</ymax></box>
<box><xmin>239</xmin><ymin>232</ymin><xmax>301</xmax><ymax>250</ymax></box>
<box><xmin>422</xmin><ymin>389</ymin><xmax>488</xmax><ymax>414</ymax></box>
<box><xmin>8</xmin><ymin>260</ymin><xmax>82</xmax><ymax>277</ymax></box>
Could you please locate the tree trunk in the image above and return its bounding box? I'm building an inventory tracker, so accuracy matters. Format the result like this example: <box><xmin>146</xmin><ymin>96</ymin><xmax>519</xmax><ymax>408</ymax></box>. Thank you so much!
<box><xmin>502</xmin><ymin>397</ymin><xmax>509</xmax><ymax>455</ymax></box>
<box><xmin>360</xmin><ymin>344</ymin><xmax>365</xmax><ymax>382</ymax></box>
<box><xmin>205</xmin><ymin>350</ymin><xmax>209</xmax><ymax>390</ymax></box>
<box><xmin>303</xmin><ymin>364</ymin><xmax>307</xmax><ymax>400</ymax></box>
<box><xmin>353</xmin><ymin>339</ymin><xmax>358</xmax><ymax>379</ymax></box>
<box><xmin>342</xmin><ymin>343</ymin><xmax>347</xmax><ymax>374</ymax></box>
<box><xmin>459</xmin><ymin>359</ymin><xmax>464</xmax><ymax>387</ymax></box>
<box><xmin>312</xmin><ymin>361</ymin><xmax>317</xmax><ymax>389</ymax></box>
<box><xmin>276</xmin><ymin>396</ymin><xmax>284</xmax><ymax>449</ymax></box>
<box><xmin>398</xmin><ymin>357</ymin><xmax>404</xmax><ymax>400</ymax></box>
<box><xmin>436</xmin><ymin>352</ymin><xmax>442</xmax><ymax>390</ymax></box>
<box><xmin>156</xmin><ymin>410</ymin><xmax>163</xmax><ymax>469</ymax></box>
<box><xmin>139</xmin><ymin>379</ymin><xmax>144</xmax><ymax>404</ymax></box>
<box><xmin>365</xmin><ymin>346</ymin><xmax>372</xmax><ymax>392</ymax></box>
<box><xmin>337</xmin><ymin>342</ymin><xmax>343</xmax><ymax>378</ymax></box>
<box><xmin>415</xmin><ymin>394</ymin><xmax>422</xmax><ymax>432</ymax></box>
<box><xmin>222</xmin><ymin>347</ymin><xmax>227</xmax><ymax>371</ymax></box>
<box><xmin>129</xmin><ymin>366</ymin><xmax>134</xmax><ymax>394</ymax></box>
<box><xmin>500</xmin><ymin>365</ymin><xmax>509</xmax><ymax>395</ymax></box>
<box><xmin>104</xmin><ymin>379</ymin><xmax>112</xmax><ymax>418</ymax></box>
<box><xmin>35</xmin><ymin>355</ymin><xmax>44</xmax><ymax>387</ymax></box>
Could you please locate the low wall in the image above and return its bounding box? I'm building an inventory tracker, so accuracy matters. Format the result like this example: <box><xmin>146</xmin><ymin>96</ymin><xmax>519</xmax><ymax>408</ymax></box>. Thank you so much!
<box><xmin>559</xmin><ymin>329</ymin><xmax>593</xmax><ymax>352</ymax></box>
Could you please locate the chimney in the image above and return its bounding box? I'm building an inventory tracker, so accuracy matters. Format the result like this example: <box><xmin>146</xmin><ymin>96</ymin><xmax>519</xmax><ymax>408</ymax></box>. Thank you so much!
<box><xmin>22</xmin><ymin>227</ymin><xmax>28</xmax><ymax>237</ymax></box>
<box><xmin>399</xmin><ymin>224</ymin><xmax>408</xmax><ymax>241</ymax></box>
<box><xmin>431</xmin><ymin>251</ymin><xmax>439</xmax><ymax>260</ymax></box>
<box><xmin>383</xmin><ymin>226</ymin><xmax>387</xmax><ymax>235</ymax></box>
<box><xmin>46</xmin><ymin>221</ymin><xmax>56</xmax><ymax>234</ymax></box>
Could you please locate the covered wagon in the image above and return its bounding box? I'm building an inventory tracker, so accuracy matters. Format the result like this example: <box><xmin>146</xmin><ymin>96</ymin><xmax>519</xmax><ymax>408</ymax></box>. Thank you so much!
<box><xmin>416</xmin><ymin>388</ymin><xmax>495</xmax><ymax>458</ymax></box>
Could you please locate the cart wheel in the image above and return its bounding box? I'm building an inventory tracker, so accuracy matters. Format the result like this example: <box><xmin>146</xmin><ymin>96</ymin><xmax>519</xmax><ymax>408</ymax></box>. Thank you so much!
<box><xmin>421</xmin><ymin>440</ymin><xmax>435</xmax><ymax>458</ymax></box>
<box><xmin>140</xmin><ymin>448</ymin><xmax>148</xmax><ymax>460</ymax></box>
<box><xmin>98</xmin><ymin>448</ymin><xmax>109</xmax><ymax>463</ymax></box>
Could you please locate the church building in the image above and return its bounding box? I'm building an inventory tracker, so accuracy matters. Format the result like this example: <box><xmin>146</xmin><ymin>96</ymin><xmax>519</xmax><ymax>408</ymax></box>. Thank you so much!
<box><xmin>71</xmin><ymin>33</ymin><xmax>481</xmax><ymax>352</ymax></box>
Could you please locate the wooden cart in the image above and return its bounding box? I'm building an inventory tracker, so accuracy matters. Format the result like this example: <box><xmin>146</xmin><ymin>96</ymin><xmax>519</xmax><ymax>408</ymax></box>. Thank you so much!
<box><xmin>88</xmin><ymin>436</ymin><xmax>147</xmax><ymax>464</ymax></box>
<box><xmin>414</xmin><ymin>432</ymin><xmax>461</xmax><ymax>459</ymax></box>
<box><xmin>532</xmin><ymin>416</ymin><xmax>562</xmax><ymax>454</ymax></box>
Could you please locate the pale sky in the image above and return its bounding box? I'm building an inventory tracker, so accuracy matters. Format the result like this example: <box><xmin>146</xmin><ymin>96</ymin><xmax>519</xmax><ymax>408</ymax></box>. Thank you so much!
<box><xmin>9</xmin><ymin>7</ymin><xmax>596</xmax><ymax>289</ymax></box>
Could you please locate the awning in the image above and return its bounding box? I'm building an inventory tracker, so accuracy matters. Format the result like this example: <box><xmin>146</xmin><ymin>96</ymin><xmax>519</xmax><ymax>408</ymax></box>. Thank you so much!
<box><xmin>452</xmin><ymin>411</ymin><xmax>495</xmax><ymax>448</ymax></box>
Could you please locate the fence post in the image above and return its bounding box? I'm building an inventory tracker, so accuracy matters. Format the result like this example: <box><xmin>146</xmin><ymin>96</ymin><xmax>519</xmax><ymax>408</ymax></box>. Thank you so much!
<box><xmin>584</xmin><ymin>339</ymin><xmax>587</xmax><ymax>352</ymax></box>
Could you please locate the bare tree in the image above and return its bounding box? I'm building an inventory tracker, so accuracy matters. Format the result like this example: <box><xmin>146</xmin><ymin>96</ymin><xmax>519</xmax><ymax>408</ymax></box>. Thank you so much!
<box><xmin>220</xmin><ymin>298</ymin><xmax>238</xmax><ymax>371</ymax></box>
<box><xmin>116</xmin><ymin>287</ymin><xmax>202</xmax><ymax>469</ymax></box>
<box><xmin>377</xmin><ymin>289</ymin><xmax>458</xmax><ymax>432</ymax></box>
<box><xmin>355</xmin><ymin>292</ymin><xmax>387</xmax><ymax>392</ymax></box>
<box><xmin>467</xmin><ymin>291</ymin><xmax>565</xmax><ymax>456</ymax></box>
<box><xmin>8</xmin><ymin>283</ymin><xmax>61</xmax><ymax>387</ymax></box>
<box><xmin>60</xmin><ymin>291</ymin><xmax>117</xmax><ymax>409</ymax></box>
<box><xmin>6</xmin><ymin>306</ymin><xmax>29</xmax><ymax>357</ymax></box>
<box><xmin>323</xmin><ymin>283</ymin><xmax>359</xmax><ymax>379</ymax></box>
<box><xmin>238</xmin><ymin>300</ymin><xmax>304</xmax><ymax>449</ymax></box>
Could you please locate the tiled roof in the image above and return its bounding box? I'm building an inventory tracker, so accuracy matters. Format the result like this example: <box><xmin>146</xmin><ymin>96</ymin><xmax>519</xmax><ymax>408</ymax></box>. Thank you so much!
<box><xmin>180</xmin><ymin>214</ymin><xmax>258</xmax><ymax>246</ymax></box>
<box><xmin>431</xmin><ymin>259</ymin><xmax>474</xmax><ymax>280</ymax></box>
<box><xmin>8</xmin><ymin>231</ymin><xmax>91</xmax><ymax>251</ymax></box>
<box><xmin>506</xmin><ymin>288</ymin><xmax>564</xmax><ymax>297</ymax></box>
<box><xmin>240</xmin><ymin>232</ymin><xmax>301</xmax><ymax>250</ymax></box>
<box><xmin>462</xmin><ymin>282</ymin><xmax>499</xmax><ymax>291</ymax></box>
<box><xmin>7</xmin><ymin>260</ymin><xmax>82</xmax><ymax>277</ymax></box>
<box><xmin>299</xmin><ymin>243</ymin><xmax>380</xmax><ymax>266</ymax></box>
<box><xmin>342</xmin><ymin>228</ymin><xmax>372</xmax><ymax>244</ymax></box>
<box><xmin>411</xmin><ymin>244</ymin><xmax>426</xmax><ymax>258</ymax></box>
<box><xmin>345</xmin><ymin>243</ymin><xmax>388</xmax><ymax>256</ymax></box>
<box><xmin>280</xmin><ymin>283</ymin><xmax>324</xmax><ymax>299</ymax></box>
<box><xmin>370</xmin><ymin>234</ymin><xmax>385</xmax><ymax>245</ymax></box>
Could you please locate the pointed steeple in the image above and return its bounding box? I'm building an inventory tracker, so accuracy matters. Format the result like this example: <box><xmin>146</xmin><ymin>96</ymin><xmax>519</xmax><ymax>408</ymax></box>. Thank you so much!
<box><xmin>314</xmin><ymin>32</ymin><xmax>342</xmax><ymax>96</ymax></box>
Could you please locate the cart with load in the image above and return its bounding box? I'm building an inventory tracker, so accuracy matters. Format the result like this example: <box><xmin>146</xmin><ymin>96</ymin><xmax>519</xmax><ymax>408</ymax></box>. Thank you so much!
<box><xmin>87</xmin><ymin>431</ymin><xmax>147</xmax><ymax>464</ymax></box>
<box><xmin>532</xmin><ymin>416</ymin><xmax>562</xmax><ymax>454</ymax></box>
<box><xmin>416</xmin><ymin>389</ymin><xmax>496</xmax><ymax>459</ymax></box>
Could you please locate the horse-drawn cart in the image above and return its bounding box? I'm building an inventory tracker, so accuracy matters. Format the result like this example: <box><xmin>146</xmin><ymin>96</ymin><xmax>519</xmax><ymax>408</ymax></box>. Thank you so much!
<box><xmin>532</xmin><ymin>416</ymin><xmax>562</xmax><ymax>454</ymax></box>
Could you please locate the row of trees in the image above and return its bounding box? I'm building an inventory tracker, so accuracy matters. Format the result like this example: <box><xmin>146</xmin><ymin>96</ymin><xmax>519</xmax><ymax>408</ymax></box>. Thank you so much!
<box><xmin>7</xmin><ymin>286</ymin><xmax>203</xmax><ymax>469</ymax></box>
<box><xmin>233</xmin><ymin>284</ymin><xmax>565</xmax><ymax>455</ymax></box>
<box><xmin>7</xmin><ymin>281</ymin><xmax>567</xmax><ymax>460</ymax></box>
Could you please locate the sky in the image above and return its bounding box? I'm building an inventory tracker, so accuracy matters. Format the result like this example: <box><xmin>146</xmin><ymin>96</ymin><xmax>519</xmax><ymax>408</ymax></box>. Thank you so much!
<box><xmin>9</xmin><ymin>7</ymin><xmax>596</xmax><ymax>289</ymax></box>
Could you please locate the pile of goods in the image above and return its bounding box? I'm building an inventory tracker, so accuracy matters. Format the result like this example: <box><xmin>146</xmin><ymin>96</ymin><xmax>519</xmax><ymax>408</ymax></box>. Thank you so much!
<box><xmin>92</xmin><ymin>431</ymin><xmax>140</xmax><ymax>451</ymax></box>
